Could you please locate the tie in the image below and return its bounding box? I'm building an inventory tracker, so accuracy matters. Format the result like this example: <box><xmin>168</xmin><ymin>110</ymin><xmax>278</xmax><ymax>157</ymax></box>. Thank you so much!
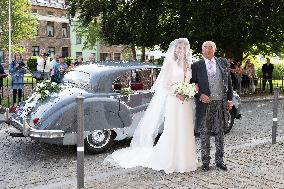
<box><xmin>208</xmin><ymin>60</ymin><xmax>215</xmax><ymax>76</ymax></box>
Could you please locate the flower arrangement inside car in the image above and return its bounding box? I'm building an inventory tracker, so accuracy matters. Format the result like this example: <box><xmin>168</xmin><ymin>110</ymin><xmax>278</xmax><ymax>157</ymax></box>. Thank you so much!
<box><xmin>121</xmin><ymin>87</ymin><xmax>133</xmax><ymax>96</ymax></box>
<box><xmin>174</xmin><ymin>82</ymin><xmax>196</xmax><ymax>101</ymax></box>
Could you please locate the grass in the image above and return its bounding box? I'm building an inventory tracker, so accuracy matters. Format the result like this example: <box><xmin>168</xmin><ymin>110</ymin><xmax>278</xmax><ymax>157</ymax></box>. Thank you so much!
<box><xmin>1</xmin><ymin>73</ymin><xmax>37</xmax><ymax>108</ymax></box>
<box><xmin>3</xmin><ymin>73</ymin><xmax>37</xmax><ymax>87</ymax></box>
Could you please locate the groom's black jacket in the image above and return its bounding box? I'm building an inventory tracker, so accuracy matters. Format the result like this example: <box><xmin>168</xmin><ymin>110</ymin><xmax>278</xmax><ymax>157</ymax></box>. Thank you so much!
<box><xmin>190</xmin><ymin>57</ymin><xmax>233</xmax><ymax>132</ymax></box>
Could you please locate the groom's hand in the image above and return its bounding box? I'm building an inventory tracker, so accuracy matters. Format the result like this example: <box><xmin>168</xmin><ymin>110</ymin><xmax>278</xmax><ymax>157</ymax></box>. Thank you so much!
<box><xmin>200</xmin><ymin>94</ymin><xmax>210</xmax><ymax>103</ymax></box>
<box><xmin>195</xmin><ymin>84</ymin><xmax>199</xmax><ymax>92</ymax></box>
<box><xmin>226</xmin><ymin>101</ymin><xmax>233</xmax><ymax>110</ymax></box>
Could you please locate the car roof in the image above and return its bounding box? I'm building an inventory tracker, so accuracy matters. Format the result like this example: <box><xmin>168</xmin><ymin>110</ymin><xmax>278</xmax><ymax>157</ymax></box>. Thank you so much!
<box><xmin>72</xmin><ymin>61</ymin><xmax>160</xmax><ymax>92</ymax></box>
<box><xmin>74</xmin><ymin>61</ymin><xmax>159</xmax><ymax>72</ymax></box>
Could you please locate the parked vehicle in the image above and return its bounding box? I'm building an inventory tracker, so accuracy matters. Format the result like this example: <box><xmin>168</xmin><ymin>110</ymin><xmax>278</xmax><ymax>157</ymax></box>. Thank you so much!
<box><xmin>8</xmin><ymin>61</ymin><xmax>241</xmax><ymax>154</ymax></box>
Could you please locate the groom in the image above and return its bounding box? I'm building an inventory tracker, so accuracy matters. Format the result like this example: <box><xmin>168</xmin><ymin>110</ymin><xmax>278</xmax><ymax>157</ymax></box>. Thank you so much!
<box><xmin>191</xmin><ymin>41</ymin><xmax>233</xmax><ymax>171</ymax></box>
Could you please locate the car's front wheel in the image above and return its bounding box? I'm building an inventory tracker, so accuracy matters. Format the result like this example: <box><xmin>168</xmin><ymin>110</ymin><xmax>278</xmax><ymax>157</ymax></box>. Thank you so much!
<box><xmin>85</xmin><ymin>130</ymin><xmax>116</xmax><ymax>154</ymax></box>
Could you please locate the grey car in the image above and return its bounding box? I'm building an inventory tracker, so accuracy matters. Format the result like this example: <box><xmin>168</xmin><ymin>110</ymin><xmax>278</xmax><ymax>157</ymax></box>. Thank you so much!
<box><xmin>8</xmin><ymin>61</ymin><xmax>241</xmax><ymax>154</ymax></box>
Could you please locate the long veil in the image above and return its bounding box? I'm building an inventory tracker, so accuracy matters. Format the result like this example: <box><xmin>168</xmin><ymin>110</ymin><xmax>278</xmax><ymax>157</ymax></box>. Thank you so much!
<box><xmin>104</xmin><ymin>38</ymin><xmax>193</xmax><ymax>168</ymax></box>
<box><xmin>131</xmin><ymin>38</ymin><xmax>192</xmax><ymax>148</ymax></box>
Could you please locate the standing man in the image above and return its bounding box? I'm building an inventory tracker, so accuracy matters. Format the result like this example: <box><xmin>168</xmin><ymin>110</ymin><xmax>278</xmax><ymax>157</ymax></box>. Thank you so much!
<box><xmin>191</xmin><ymin>41</ymin><xmax>233</xmax><ymax>171</ymax></box>
<box><xmin>262</xmin><ymin>58</ymin><xmax>274</xmax><ymax>94</ymax></box>
<box><xmin>50</xmin><ymin>54</ymin><xmax>60</xmax><ymax>82</ymax></box>
<box><xmin>37</xmin><ymin>53</ymin><xmax>51</xmax><ymax>80</ymax></box>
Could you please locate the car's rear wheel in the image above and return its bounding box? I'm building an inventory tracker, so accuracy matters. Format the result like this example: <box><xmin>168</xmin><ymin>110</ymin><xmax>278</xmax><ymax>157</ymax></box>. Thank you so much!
<box><xmin>85</xmin><ymin>130</ymin><xmax>116</xmax><ymax>154</ymax></box>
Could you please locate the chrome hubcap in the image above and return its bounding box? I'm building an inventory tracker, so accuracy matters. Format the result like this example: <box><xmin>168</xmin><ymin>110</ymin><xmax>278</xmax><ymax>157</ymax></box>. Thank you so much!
<box><xmin>91</xmin><ymin>130</ymin><xmax>108</xmax><ymax>143</ymax></box>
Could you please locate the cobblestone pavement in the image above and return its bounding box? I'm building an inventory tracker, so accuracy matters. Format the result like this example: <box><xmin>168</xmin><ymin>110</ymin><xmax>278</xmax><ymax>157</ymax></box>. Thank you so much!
<box><xmin>0</xmin><ymin>97</ymin><xmax>284</xmax><ymax>189</ymax></box>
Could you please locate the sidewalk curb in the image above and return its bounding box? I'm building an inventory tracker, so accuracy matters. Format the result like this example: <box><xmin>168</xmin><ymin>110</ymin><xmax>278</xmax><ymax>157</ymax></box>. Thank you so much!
<box><xmin>241</xmin><ymin>95</ymin><xmax>284</xmax><ymax>103</ymax></box>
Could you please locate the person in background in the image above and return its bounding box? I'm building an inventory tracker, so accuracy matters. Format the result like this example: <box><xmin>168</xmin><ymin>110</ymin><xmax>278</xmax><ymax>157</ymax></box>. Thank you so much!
<box><xmin>67</xmin><ymin>59</ymin><xmax>75</xmax><ymax>71</ymax></box>
<box><xmin>37</xmin><ymin>53</ymin><xmax>51</xmax><ymax>80</ymax></box>
<box><xmin>86</xmin><ymin>54</ymin><xmax>95</xmax><ymax>65</ymax></box>
<box><xmin>54</xmin><ymin>56</ymin><xmax>68</xmax><ymax>73</ymax></box>
<box><xmin>262</xmin><ymin>58</ymin><xmax>274</xmax><ymax>94</ymax></box>
<box><xmin>74</xmin><ymin>56</ymin><xmax>83</xmax><ymax>67</ymax></box>
<box><xmin>234</xmin><ymin>61</ymin><xmax>243</xmax><ymax>93</ymax></box>
<box><xmin>228</xmin><ymin>58</ymin><xmax>237</xmax><ymax>91</ymax></box>
<box><xmin>9</xmin><ymin>52</ymin><xmax>26</xmax><ymax>113</ymax></box>
<box><xmin>50</xmin><ymin>54</ymin><xmax>60</xmax><ymax>82</ymax></box>
<box><xmin>0</xmin><ymin>63</ymin><xmax>8</xmax><ymax>113</ymax></box>
<box><xmin>242</xmin><ymin>59</ymin><xmax>256</xmax><ymax>94</ymax></box>
<box><xmin>53</xmin><ymin>65</ymin><xmax>66</xmax><ymax>84</ymax></box>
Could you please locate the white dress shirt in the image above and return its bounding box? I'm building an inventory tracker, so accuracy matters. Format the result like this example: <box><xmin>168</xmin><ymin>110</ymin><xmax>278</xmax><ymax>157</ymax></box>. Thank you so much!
<box><xmin>37</xmin><ymin>58</ymin><xmax>51</xmax><ymax>73</ymax></box>
<box><xmin>204</xmin><ymin>57</ymin><xmax>216</xmax><ymax>76</ymax></box>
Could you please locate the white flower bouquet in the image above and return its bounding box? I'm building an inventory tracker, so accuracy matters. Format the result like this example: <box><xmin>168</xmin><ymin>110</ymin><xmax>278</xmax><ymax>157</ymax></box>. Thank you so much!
<box><xmin>34</xmin><ymin>80</ymin><xmax>61</xmax><ymax>101</ymax></box>
<box><xmin>174</xmin><ymin>82</ymin><xmax>196</xmax><ymax>101</ymax></box>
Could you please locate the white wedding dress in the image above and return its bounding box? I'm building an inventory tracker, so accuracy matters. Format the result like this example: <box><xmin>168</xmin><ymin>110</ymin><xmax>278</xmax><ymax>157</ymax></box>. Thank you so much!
<box><xmin>105</xmin><ymin>38</ymin><xmax>197</xmax><ymax>174</ymax></box>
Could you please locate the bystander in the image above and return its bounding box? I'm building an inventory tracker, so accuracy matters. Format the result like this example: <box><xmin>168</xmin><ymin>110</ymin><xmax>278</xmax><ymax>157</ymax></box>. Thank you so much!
<box><xmin>9</xmin><ymin>52</ymin><xmax>26</xmax><ymax>112</ymax></box>
<box><xmin>0</xmin><ymin>63</ymin><xmax>8</xmax><ymax>112</ymax></box>
<box><xmin>262</xmin><ymin>58</ymin><xmax>274</xmax><ymax>94</ymax></box>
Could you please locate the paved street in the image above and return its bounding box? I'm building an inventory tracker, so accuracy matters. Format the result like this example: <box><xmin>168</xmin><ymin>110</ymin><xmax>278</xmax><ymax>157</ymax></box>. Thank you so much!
<box><xmin>1</xmin><ymin>97</ymin><xmax>284</xmax><ymax>189</ymax></box>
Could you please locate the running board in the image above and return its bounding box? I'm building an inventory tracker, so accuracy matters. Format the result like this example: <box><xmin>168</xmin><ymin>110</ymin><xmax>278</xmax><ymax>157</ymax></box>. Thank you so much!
<box><xmin>10</xmin><ymin>133</ymin><xmax>25</xmax><ymax>137</ymax></box>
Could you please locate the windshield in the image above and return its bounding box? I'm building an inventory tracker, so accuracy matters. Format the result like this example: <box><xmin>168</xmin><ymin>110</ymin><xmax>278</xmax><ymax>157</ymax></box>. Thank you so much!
<box><xmin>63</xmin><ymin>70</ymin><xmax>91</xmax><ymax>84</ymax></box>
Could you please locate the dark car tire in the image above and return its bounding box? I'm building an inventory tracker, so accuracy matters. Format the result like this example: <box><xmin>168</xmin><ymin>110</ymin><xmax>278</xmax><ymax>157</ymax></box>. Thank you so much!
<box><xmin>225</xmin><ymin>108</ymin><xmax>236</xmax><ymax>134</ymax></box>
<box><xmin>85</xmin><ymin>130</ymin><xmax>116</xmax><ymax>154</ymax></box>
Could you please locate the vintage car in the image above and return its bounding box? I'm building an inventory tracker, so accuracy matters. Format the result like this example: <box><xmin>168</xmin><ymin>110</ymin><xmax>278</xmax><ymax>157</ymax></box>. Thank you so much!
<box><xmin>8</xmin><ymin>61</ymin><xmax>241</xmax><ymax>154</ymax></box>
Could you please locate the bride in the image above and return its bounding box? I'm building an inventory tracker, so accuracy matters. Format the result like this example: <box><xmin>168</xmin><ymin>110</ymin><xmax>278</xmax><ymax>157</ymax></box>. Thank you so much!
<box><xmin>104</xmin><ymin>38</ymin><xmax>197</xmax><ymax>174</ymax></box>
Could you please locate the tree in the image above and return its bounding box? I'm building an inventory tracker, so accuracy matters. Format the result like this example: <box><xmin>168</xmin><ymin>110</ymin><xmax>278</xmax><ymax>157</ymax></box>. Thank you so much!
<box><xmin>0</xmin><ymin>0</ymin><xmax>38</xmax><ymax>52</ymax></box>
<box><xmin>67</xmin><ymin>0</ymin><xmax>164</xmax><ymax>61</ymax></box>
<box><xmin>172</xmin><ymin>0</ymin><xmax>284</xmax><ymax>61</ymax></box>
<box><xmin>67</xmin><ymin>0</ymin><xmax>284</xmax><ymax>61</ymax></box>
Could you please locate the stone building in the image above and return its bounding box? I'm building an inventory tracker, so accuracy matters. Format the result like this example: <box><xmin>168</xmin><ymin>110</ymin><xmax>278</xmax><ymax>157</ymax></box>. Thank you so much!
<box><xmin>21</xmin><ymin>0</ymin><xmax>70</xmax><ymax>60</ymax></box>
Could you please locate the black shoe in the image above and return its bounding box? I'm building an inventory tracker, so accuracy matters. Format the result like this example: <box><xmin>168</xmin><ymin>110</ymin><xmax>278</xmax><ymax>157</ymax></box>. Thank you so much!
<box><xmin>216</xmin><ymin>162</ymin><xmax>228</xmax><ymax>171</ymax></box>
<box><xmin>201</xmin><ymin>164</ymin><xmax>210</xmax><ymax>171</ymax></box>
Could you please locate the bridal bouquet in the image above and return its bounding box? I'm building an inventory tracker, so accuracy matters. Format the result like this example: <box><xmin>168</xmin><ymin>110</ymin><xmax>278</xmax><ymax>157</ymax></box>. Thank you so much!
<box><xmin>174</xmin><ymin>82</ymin><xmax>196</xmax><ymax>101</ymax></box>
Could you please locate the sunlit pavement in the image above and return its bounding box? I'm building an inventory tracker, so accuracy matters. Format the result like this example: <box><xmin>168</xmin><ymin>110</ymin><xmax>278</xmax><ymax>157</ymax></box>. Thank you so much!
<box><xmin>0</xmin><ymin>97</ymin><xmax>283</xmax><ymax>189</ymax></box>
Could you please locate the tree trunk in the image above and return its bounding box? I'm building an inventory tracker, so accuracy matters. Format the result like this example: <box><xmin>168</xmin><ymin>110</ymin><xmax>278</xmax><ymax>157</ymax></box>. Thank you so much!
<box><xmin>141</xmin><ymin>46</ymin><xmax>146</xmax><ymax>62</ymax></box>
<box><xmin>225</xmin><ymin>47</ymin><xmax>244</xmax><ymax>62</ymax></box>
<box><xmin>131</xmin><ymin>44</ymin><xmax>136</xmax><ymax>61</ymax></box>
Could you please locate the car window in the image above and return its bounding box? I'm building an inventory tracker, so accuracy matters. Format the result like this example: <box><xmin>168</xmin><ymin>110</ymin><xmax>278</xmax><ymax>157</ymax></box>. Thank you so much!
<box><xmin>63</xmin><ymin>70</ymin><xmax>91</xmax><ymax>84</ymax></box>
<box><xmin>112</xmin><ymin>68</ymin><xmax>160</xmax><ymax>92</ymax></box>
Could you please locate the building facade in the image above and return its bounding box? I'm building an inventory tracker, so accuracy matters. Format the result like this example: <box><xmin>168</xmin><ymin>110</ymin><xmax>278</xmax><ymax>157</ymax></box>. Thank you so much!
<box><xmin>70</xmin><ymin>20</ymin><xmax>125</xmax><ymax>62</ymax></box>
<box><xmin>70</xmin><ymin>21</ymin><xmax>99</xmax><ymax>62</ymax></box>
<box><xmin>21</xmin><ymin>0</ymin><xmax>70</xmax><ymax>60</ymax></box>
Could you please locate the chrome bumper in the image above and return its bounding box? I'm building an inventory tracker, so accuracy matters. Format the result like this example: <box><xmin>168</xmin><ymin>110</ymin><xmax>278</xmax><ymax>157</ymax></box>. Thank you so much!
<box><xmin>10</xmin><ymin>117</ymin><xmax>64</xmax><ymax>139</ymax></box>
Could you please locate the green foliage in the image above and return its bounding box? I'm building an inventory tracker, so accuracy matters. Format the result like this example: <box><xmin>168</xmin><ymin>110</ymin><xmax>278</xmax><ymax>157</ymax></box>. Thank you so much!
<box><xmin>0</xmin><ymin>0</ymin><xmax>38</xmax><ymax>51</ymax></box>
<box><xmin>272</xmin><ymin>64</ymin><xmax>284</xmax><ymax>79</ymax></box>
<box><xmin>156</xmin><ymin>56</ymin><xmax>165</xmax><ymax>65</ymax></box>
<box><xmin>255</xmin><ymin>63</ymin><xmax>284</xmax><ymax>79</ymax></box>
<box><xmin>64</xmin><ymin>57</ymin><xmax>74</xmax><ymax>67</ymax></box>
<box><xmin>73</xmin><ymin>21</ymin><xmax>101</xmax><ymax>50</ymax></box>
<box><xmin>67</xmin><ymin>0</ymin><xmax>284</xmax><ymax>61</ymax></box>
<box><xmin>245</xmin><ymin>57</ymin><xmax>284</xmax><ymax>79</ymax></box>
<box><xmin>27</xmin><ymin>56</ymin><xmax>38</xmax><ymax>72</ymax></box>
<box><xmin>121</xmin><ymin>47</ymin><xmax>133</xmax><ymax>61</ymax></box>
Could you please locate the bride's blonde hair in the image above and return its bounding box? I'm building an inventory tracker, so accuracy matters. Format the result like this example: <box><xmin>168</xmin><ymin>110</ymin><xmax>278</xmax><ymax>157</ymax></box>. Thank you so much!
<box><xmin>173</xmin><ymin>39</ymin><xmax>190</xmax><ymax>62</ymax></box>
